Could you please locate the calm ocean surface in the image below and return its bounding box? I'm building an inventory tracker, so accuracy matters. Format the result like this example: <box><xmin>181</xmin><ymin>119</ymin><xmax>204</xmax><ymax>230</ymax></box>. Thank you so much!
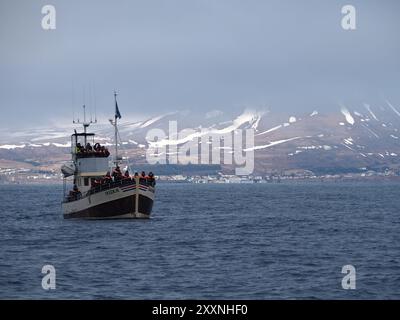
<box><xmin>0</xmin><ymin>182</ymin><xmax>399</xmax><ymax>299</ymax></box>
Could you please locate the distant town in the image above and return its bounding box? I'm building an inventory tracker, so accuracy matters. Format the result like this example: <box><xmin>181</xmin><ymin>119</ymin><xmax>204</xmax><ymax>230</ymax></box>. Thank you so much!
<box><xmin>1</xmin><ymin>166</ymin><xmax>400</xmax><ymax>185</ymax></box>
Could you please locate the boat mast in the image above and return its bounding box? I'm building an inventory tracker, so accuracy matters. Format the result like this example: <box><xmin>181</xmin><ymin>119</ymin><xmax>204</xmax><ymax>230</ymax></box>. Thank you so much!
<box><xmin>114</xmin><ymin>91</ymin><xmax>119</xmax><ymax>165</ymax></box>
<box><xmin>83</xmin><ymin>104</ymin><xmax>88</xmax><ymax>145</ymax></box>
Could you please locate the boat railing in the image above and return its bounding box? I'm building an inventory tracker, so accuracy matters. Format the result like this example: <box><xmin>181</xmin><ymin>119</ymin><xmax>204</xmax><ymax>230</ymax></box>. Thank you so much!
<box><xmin>87</xmin><ymin>178</ymin><xmax>136</xmax><ymax>196</ymax></box>
<box><xmin>63</xmin><ymin>177</ymin><xmax>155</xmax><ymax>203</ymax></box>
<box><xmin>75</xmin><ymin>151</ymin><xmax>110</xmax><ymax>159</ymax></box>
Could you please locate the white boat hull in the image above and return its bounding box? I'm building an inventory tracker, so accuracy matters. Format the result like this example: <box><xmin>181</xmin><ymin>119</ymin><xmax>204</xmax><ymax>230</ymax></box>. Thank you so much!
<box><xmin>62</xmin><ymin>183</ymin><xmax>155</xmax><ymax>219</ymax></box>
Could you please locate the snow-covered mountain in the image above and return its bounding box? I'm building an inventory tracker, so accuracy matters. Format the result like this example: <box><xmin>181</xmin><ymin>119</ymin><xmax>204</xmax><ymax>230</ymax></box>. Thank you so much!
<box><xmin>2</xmin><ymin>100</ymin><xmax>400</xmax><ymax>175</ymax></box>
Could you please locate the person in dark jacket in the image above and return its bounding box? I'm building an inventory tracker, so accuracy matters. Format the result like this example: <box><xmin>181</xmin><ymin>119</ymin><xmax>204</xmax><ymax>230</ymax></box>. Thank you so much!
<box><xmin>86</xmin><ymin>143</ymin><xmax>93</xmax><ymax>152</ymax></box>
<box><xmin>122</xmin><ymin>170</ymin><xmax>131</xmax><ymax>182</ymax></box>
<box><xmin>112</xmin><ymin>166</ymin><xmax>122</xmax><ymax>182</ymax></box>
<box><xmin>147</xmin><ymin>172</ymin><xmax>156</xmax><ymax>187</ymax></box>
<box><xmin>139</xmin><ymin>171</ymin><xmax>147</xmax><ymax>185</ymax></box>
<box><xmin>69</xmin><ymin>184</ymin><xmax>82</xmax><ymax>200</ymax></box>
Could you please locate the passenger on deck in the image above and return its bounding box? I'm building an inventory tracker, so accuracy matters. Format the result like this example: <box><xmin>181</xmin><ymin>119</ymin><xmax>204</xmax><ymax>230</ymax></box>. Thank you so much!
<box><xmin>147</xmin><ymin>172</ymin><xmax>156</xmax><ymax>187</ymax></box>
<box><xmin>69</xmin><ymin>184</ymin><xmax>82</xmax><ymax>201</ymax></box>
<box><xmin>139</xmin><ymin>171</ymin><xmax>147</xmax><ymax>185</ymax></box>
<box><xmin>76</xmin><ymin>143</ymin><xmax>84</xmax><ymax>154</ymax></box>
<box><xmin>112</xmin><ymin>166</ymin><xmax>122</xmax><ymax>182</ymax></box>
<box><xmin>91</xmin><ymin>178</ymin><xmax>101</xmax><ymax>189</ymax></box>
<box><xmin>123</xmin><ymin>170</ymin><xmax>131</xmax><ymax>182</ymax></box>
<box><xmin>103</xmin><ymin>172</ymin><xmax>112</xmax><ymax>184</ymax></box>
<box><xmin>86</xmin><ymin>143</ymin><xmax>93</xmax><ymax>152</ymax></box>
<box><xmin>94</xmin><ymin>143</ymin><xmax>101</xmax><ymax>152</ymax></box>
<box><xmin>103</xmin><ymin>147</ymin><xmax>110</xmax><ymax>157</ymax></box>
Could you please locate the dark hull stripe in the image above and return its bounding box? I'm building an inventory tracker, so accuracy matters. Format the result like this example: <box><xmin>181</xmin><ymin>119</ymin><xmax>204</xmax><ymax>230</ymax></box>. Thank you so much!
<box><xmin>64</xmin><ymin>194</ymin><xmax>153</xmax><ymax>219</ymax></box>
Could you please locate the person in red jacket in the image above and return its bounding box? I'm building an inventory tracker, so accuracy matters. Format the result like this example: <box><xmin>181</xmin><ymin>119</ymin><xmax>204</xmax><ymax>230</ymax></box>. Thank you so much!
<box><xmin>103</xmin><ymin>171</ymin><xmax>112</xmax><ymax>185</ymax></box>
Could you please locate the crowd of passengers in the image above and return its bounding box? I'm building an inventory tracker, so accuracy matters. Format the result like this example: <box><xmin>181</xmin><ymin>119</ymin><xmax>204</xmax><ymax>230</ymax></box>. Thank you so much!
<box><xmin>91</xmin><ymin>167</ymin><xmax>156</xmax><ymax>189</ymax></box>
<box><xmin>76</xmin><ymin>142</ymin><xmax>110</xmax><ymax>157</ymax></box>
<box><xmin>67</xmin><ymin>169</ymin><xmax>156</xmax><ymax>201</ymax></box>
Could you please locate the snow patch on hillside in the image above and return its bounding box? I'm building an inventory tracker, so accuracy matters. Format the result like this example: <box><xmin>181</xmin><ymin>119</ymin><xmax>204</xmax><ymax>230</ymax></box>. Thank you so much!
<box><xmin>340</xmin><ymin>107</ymin><xmax>355</xmax><ymax>125</ymax></box>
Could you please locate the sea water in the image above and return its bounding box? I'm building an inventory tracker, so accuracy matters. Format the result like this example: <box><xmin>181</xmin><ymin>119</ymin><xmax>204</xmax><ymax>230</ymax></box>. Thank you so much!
<box><xmin>0</xmin><ymin>182</ymin><xmax>399</xmax><ymax>299</ymax></box>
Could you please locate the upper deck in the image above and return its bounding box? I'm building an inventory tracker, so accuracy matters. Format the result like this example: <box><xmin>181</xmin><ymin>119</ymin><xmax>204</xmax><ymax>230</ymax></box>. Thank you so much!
<box><xmin>71</xmin><ymin>132</ymin><xmax>110</xmax><ymax>158</ymax></box>
<box><xmin>70</xmin><ymin>132</ymin><xmax>111</xmax><ymax>177</ymax></box>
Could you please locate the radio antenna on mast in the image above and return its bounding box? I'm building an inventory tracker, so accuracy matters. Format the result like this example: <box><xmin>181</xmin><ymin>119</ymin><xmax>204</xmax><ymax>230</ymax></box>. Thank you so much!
<box><xmin>94</xmin><ymin>86</ymin><xmax>98</xmax><ymax>123</ymax></box>
<box><xmin>74</xmin><ymin>103</ymin><xmax>97</xmax><ymax>145</ymax></box>
<box><xmin>89</xmin><ymin>84</ymin><xmax>93</xmax><ymax>123</ymax></box>
<box><xmin>92</xmin><ymin>82</ymin><xmax>98</xmax><ymax>123</ymax></box>
<box><xmin>71</xmin><ymin>81</ymin><xmax>76</xmax><ymax>123</ymax></box>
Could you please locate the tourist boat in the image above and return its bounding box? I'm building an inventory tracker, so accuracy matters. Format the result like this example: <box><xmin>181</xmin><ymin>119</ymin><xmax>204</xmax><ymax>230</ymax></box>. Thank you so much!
<box><xmin>61</xmin><ymin>92</ymin><xmax>155</xmax><ymax>219</ymax></box>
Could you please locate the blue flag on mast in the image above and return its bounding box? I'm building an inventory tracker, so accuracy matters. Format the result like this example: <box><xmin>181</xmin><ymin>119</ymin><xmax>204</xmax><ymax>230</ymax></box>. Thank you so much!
<box><xmin>115</xmin><ymin>100</ymin><xmax>122</xmax><ymax>119</ymax></box>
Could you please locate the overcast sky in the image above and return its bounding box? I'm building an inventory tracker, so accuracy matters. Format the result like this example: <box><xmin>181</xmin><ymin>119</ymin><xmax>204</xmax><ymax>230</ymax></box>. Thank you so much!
<box><xmin>0</xmin><ymin>0</ymin><xmax>399</xmax><ymax>128</ymax></box>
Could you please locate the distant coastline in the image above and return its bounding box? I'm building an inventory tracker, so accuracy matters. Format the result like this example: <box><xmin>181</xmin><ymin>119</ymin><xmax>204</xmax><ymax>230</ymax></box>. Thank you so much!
<box><xmin>2</xmin><ymin>173</ymin><xmax>400</xmax><ymax>186</ymax></box>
